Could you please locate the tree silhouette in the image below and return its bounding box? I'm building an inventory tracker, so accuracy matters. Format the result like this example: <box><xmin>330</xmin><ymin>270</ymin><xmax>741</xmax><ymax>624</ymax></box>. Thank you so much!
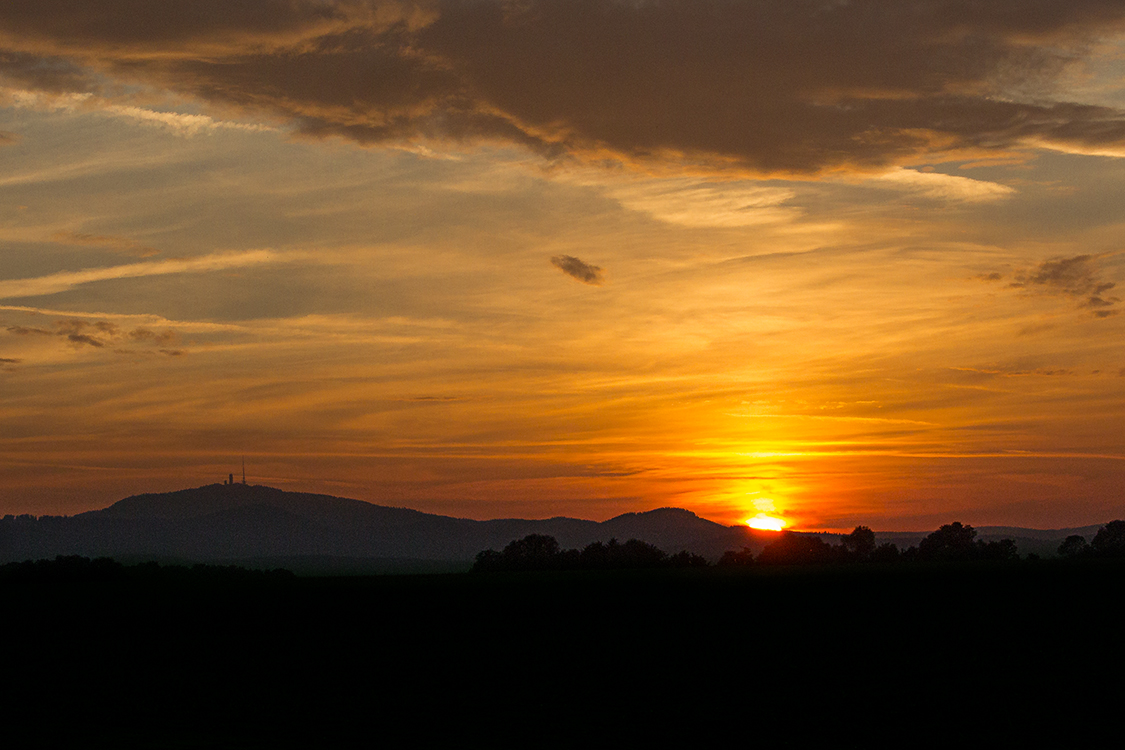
<box><xmin>756</xmin><ymin>532</ymin><xmax>835</xmax><ymax>565</ymax></box>
<box><xmin>1091</xmin><ymin>520</ymin><xmax>1125</xmax><ymax>557</ymax></box>
<box><xmin>1057</xmin><ymin>535</ymin><xmax>1089</xmax><ymax>558</ymax></box>
<box><xmin>841</xmin><ymin>526</ymin><xmax>877</xmax><ymax>561</ymax></box>
<box><xmin>917</xmin><ymin>522</ymin><xmax>978</xmax><ymax>562</ymax></box>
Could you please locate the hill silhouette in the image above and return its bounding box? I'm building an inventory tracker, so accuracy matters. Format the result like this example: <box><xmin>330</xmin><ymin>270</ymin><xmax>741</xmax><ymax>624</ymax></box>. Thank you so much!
<box><xmin>0</xmin><ymin>483</ymin><xmax>770</xmax><ymax>569</ymax></box>
<box><xmin>3</xmin><ymin>483</ymin><xmax>1110</xmax><ymax>571</ymax></box>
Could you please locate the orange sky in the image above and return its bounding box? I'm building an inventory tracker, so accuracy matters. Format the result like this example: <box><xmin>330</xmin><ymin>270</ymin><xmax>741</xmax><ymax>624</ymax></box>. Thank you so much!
<box><xmin>2</xmin><ymin>1</ymin><xmax>1124</xmax><ymax>530</ymax></box>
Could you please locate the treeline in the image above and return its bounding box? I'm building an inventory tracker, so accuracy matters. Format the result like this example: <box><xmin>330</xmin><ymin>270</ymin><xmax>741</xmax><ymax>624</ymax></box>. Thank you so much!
<box><xmin>472</xmin><ymin>534</ymin><xmax>709</xmax><ymax>573</ymax></box>
<box><xmin>725</xmin><ymin>522</ymin><xmax>1019</xmax><ymax>567</ymax></box>
<box><xmin>1055</xmin><ymin>520</ymin><xmax>1125</xmax><ymax>558</ymax></box>
<box><xmin>476</xmin><ymin>519</ymin><xmax>1125</xmax><ymax>573</ymax></box>
<box><xmin>725</xmin><ymin>519</ymin><xmax>1125</xmax><ymax>566</ymax></box>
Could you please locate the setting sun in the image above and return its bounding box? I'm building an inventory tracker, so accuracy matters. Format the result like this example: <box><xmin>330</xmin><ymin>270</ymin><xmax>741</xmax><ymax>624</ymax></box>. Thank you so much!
<box><xmin>746</xmin><ymin>514</ymin><xmax>787</xmax><ymax>532</ymax></box>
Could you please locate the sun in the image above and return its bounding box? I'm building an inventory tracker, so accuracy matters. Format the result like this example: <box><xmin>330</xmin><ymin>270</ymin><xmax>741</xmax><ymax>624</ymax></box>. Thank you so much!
<box><xmin>746</xmin><ymin>514</ymin><xmax>787</xmax><ymax>531</ymax></box>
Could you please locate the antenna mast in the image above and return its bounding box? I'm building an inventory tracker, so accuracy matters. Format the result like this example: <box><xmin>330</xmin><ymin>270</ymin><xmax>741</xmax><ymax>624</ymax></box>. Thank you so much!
<box><xmin>242</xmin><ymin>455</ymin><xmax>246</xmax><ymax>485</ymax></box>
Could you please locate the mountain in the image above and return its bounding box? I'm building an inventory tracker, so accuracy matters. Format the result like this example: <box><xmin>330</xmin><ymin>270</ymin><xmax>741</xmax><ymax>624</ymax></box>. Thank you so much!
<box><xmin>4</xmin><ymin>484</ymin><xmax>1110</xmax><ymax>571</ymax></box>
<box><xmin>0</xmin><ymin>483</ymin><xmax>769</xmax><ymax>570</ymax></box>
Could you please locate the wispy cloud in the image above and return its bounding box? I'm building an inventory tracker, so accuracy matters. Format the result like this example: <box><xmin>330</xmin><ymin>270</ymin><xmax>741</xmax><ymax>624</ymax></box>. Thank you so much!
<box><xmin>103</xmin><ymin>104</ymin><xmax>276</xmax><ymax>137</ymax></box>
<box><xmin>2</xmin><ymin>86</ymin><xmax>277</xmax><ymax>136</ymax></box>
<box><xmin>0</xmin><ymin>130</ymin><xmax>17</xmax><ymax>145</ymax></box>
<box><xmin>0</xmin><ymin>249</ymin><xmax>288</xmax><ymax>299</ymax></box>
<box><xmin>5</xmin><ymin>317</ymin><xmax>180</xmax><ymax>351</ymax></box>
<box><xmin>1004</xmin><ymin>254</ymin><xmax>1121</xmax><ymax>317</ymax></box>
<box><xmin>871</xmin><ymin>168</ymin><xmax>1016</xmax><ymax>203</ymax></box>
<box><xmin>52</xmin><ymin>230</ymin><xmax>160</xmax><ymax>258</ymax></box>
<box><xmin>551</xmin><ymin>255</ymin><xmax>604</xmax><ymax>285</ymax></box>
<box><xmin>599</xmin><ymin>177</ymin><xmax>797</xmax><ymax>227</ymax></box>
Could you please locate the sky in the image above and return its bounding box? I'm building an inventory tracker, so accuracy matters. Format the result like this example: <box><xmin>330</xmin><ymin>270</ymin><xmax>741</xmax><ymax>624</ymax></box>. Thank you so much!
<box><xmin>2</xmin><ymin>0</ymin><xmax>1124</xmax><ymax>530</ymax></box>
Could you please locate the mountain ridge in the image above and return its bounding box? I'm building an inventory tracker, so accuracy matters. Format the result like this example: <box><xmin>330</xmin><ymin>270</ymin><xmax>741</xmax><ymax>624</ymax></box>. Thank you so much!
<box><xmin>4</xmin><ymin>483</ymin><xmax>1115</xmax><ymax>570</ymax></box>
<box><xmin>4</xmin><ymin>483</ymin><xmax>762</xmax><ymax>568</ymax></box>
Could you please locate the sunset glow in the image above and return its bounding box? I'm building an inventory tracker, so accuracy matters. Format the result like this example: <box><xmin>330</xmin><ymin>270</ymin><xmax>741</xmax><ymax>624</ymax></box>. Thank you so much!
<box><xmin>1</xmin><ymin>2</ymin><xmax>1124</xmax><ymax>530</ymax></box>
<box><xmin>746</xmin><ymin>515</ymin><xmax>788</xmax><ymax>532</ymax></box>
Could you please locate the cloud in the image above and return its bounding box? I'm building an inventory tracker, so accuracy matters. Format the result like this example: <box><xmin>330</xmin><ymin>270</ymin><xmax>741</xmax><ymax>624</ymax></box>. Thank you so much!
<box><xmin>0</xmin><ymin>130</ymin><xmax>17</xmax><ymax>145</ymax></box>
<box><xmin>52</xmin><ymin>231</ymin><xmax>160</xmax><ymax>257</ymax></box>
<box><xmin>551</xmin><ymin>255</ymin><xmax>604</xmax><ymax>285</ymax></box>
<box><xmin>4</xmin><ymin>1</ymin><xmax>1125</xmax><ymax>175</ymax></box>
<box><xmin>870</xmin><ymin>168</ymin><xmax>1015</xmax><ymax>202</ymax></box>
<box><xmin>128</xmin><ymin>327</ymin><xmax>178</xmax><ymax>345</ymax></box>
<box><xmin>0</xmin><ymin>249</ymin><xmax>286</xmax><ymax>299</ymax></box>
<box><xmin>593</xmin><ymin>176</ymin><xmax>798</xmax><ymax>226</ymax></box>
<box><xmin>5</xmin><ymin>318</ymin><xmax>182</xmax><ymax>350</ymax></box>
<box><xmin>949</xmin><ymin>366</ymin><xmax>1075</xmax><ymax>378</ymax></box>
<box><xmin>1007</xmin><ymin>254</ymin><xmax>1121</xmax><ymax>316</ymax></box>
<box><xmin>103</xmin><ymin>104</ymin><xmax>277</xmax><ymax>136</ymax></box>
<box><xmin>0</xmin><ymin>51</ymin><xmax>95</xmax><ymax>94</ymax></box>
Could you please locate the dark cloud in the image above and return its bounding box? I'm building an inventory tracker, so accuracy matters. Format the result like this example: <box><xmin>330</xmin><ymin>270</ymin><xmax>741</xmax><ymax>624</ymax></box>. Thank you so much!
<box><xmin>551</xmin><ymin>255</ymin><xmax>603</xmax><ymax>285</ymax></box>
<box><xmin>65</xmin><ymin>332</ymin><xmax>104</xmax><ymax>347</ymax></box>
<box><xmin>3</xmin><ymin>1</ymin><xmax>1125</xmax><ymax>174</ymax></box>
<box><xmin>0</xmin><ymin>0</ymin><xmax>361</xmax><ymax>50</ymax></box>
<box><xmin>1009</xmin><ymin>254</ymin><xmax>1120</xmax><ymax>316</ymax></box>
<box><xmin>128</xmin><ymin>327</ymin><xmax>178</xmax><ymax>345</ymax></box>
<box><xmin>5</xmin><ymin>325</ymin><xmax>54</xmax><ymax>337</ymax></box>
<box><xmin>0</xmin><ymin>51</ymin><xmax>97</xmax><ymax>93</ymax></box>
<box><xmin>5</xmin><ymin>322</ymin><xmax>110</xmax><ymax>346</ymax></box>
<box><xmin>5</xmin><ymin>318</ymin><xmax>185</xmax><ymax>349</ymax></box>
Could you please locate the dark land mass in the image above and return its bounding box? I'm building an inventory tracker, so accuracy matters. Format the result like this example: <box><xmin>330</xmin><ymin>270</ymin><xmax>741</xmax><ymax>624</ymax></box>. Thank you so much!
<box><xmin>0</xmin><ymin>483</ymin><xmax>776</xmax><ymax>571</ymax></box>
<box><xmin>2</xmin><ymin>556</ymin><xmax>1120</xmax><ymax>745</ymax></box>
<box><xmin>0</xmin><ymin>483</ymin><xmax>1107</xmax><ymax>572</ymax></box>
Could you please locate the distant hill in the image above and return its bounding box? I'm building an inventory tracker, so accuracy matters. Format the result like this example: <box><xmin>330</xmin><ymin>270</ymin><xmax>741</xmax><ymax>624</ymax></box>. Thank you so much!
<box><xmin>3</xmin><ymin>484</ymin><xmax>1114</xmax><ymax>571</ymax></box>
<box><xmin>0</xmin><ymin>483</ymin><xmax>773</xmax><ymax>571</ymax></box>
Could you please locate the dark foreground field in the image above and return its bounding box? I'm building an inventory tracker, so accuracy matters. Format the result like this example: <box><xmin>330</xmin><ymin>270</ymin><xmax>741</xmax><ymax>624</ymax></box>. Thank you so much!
<box><xmin>3</xmin><ymin>559</ymin><xmax>1119</xmax><ymax>746</ymax></box>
